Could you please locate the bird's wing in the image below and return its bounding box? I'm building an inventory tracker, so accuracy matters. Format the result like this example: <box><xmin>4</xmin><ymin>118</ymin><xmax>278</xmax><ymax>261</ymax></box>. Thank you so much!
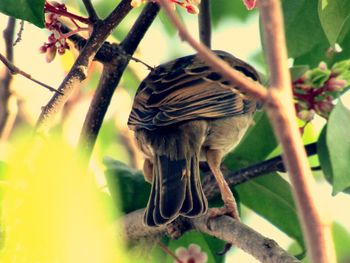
<box><xmin>128</xmin><ymin>51</ymin><xmax>260</xmax><ymax>131</ymax></box>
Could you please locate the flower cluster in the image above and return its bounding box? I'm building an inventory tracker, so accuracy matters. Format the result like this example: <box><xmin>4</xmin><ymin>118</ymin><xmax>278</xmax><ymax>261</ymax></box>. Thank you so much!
<box><xmin>40</xmin><ymin>1</ymin><xmax>89</xmax><ymax>63</ymax></box>
<box><xmin>131</xmin><ymin>0</ymin><xmax>201</xmax><ymax>14</ymax></box>
<box><xmin>174</xmin><ymin>244</ymin><xmax>208</xmax><ymax>263</ymax></box>
<box><xmin>293</xmin><ymin>60</ymin><xmax>350</xmax><ymax>121</ymax></box>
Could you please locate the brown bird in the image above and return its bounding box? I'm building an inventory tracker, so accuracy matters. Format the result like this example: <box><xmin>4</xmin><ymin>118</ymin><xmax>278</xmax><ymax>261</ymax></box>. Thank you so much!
<box><xmin>128</xmin><ymin>50</ymin><xmax>260</xmax><ymax>227</ymax></box>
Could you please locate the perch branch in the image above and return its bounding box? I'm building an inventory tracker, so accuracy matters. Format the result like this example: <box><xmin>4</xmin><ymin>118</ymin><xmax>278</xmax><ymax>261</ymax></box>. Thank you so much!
<box><xmin>122</xmin><ymin>209</ymin><xmax>300</xmax><ymax>263</ymax></box>
<box><xmin>258</xmin><ymin>0</ymin><xmax>335</xmax><ymax>262</ymax></box>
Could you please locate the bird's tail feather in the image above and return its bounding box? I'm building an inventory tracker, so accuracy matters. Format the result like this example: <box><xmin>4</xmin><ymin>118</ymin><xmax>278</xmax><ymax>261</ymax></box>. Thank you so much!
<box><xmin>144</xmin><ymin>153</ymin><xmax>207</xmax><ymax>227</ymax></box>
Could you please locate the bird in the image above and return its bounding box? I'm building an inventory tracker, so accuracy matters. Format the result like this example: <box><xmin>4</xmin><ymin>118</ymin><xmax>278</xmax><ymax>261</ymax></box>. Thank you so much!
<box><xmin>127</xmin><ymin>50</ymin><xmax>261</xmax><ymax>227</ymax></box>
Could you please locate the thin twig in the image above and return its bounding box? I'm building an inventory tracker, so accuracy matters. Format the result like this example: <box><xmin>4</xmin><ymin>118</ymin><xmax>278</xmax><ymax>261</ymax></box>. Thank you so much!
<box><xmin>82</xmin><ymin>0</ymin><xmax>99</xmax><ymax>22</ymax></box>
<box><xmin>35</xmin><ymin>0</ymin><xmax>133</xmax><ymax>135</ymax></box>
<box><xmin>122</xmin><ymin>209</ymin><xmax>300</xmax><ymax>263</ymax></box>
<box><xmin>157</xmin><ymin>241</ymin><xmax>184</xmax><ymax>263</ymax></box>
<box><xmin>13</xmin><ymin>20</ymin><xmax>24</xmax><ymax>46</ymax></box>
<box><xmin>198</xmin><ymin>0</ymin><xmax>211</xmax><ymax>48</ymax></box>
<box><xmin>157</xmin><ymin>0</ymin><xmax>268</xmax><ymax>101</ymax></box>
<box><xmin>78</xmin><ymin>3</ymin><xmax>160</xmax><ymax>159</ymax></box>
<box><xmin>258</xmin><ymin>0</ymin><xmax>336</xmax><ymax>262</ymax></box>
<box><xmin>0</xmin><ymin>53</ymin><xmax>63</xmax><ymax>94</ymax></box>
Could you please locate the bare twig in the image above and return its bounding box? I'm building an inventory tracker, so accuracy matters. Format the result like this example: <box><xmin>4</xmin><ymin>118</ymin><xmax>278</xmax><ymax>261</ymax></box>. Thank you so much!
<box><xmin>35</xmin><ymin>0</ymin><xmax>133</xmax><ymax>135</ymax></box>
<box><xmin>78</xmin><ymin>3</ymin><xmax>160</xmax><ymax>159</ymax></box>
<box><xmin>82</xmin><ymin>0</ymin><xmax>99</xmax><ymax>22</ymax></box>
<box><xmin>122</xmin><ymin>209</ymin><xmax>300</xmax><ymax>263</ymax></box>
<box><xmin>13</xmin><ymin>20</ymin><xmax>24</xmax><ymax>46</ymax></box>
<box><xmin>258</xmin><ymin>1</ymin><xmax>336</xmax><ymax>262</ymax></box>
<box><xmin>0</xmin><ymin>17</ymin><xmax>16</xmax><ymax>141</ymax></box>
<box><xmin>198</xmin><ymin>0</ymin><xmax>211</xmax><ymax>48</ymax></box>
<box><xmin>0</xmin><ymin>53</ymin><xmax>63</xmax><ymax>94</ymax></box>
<box><xmin>157</xmin><ymin>0</ymin><xmax>267</xmax><ymax>101</ymax></box>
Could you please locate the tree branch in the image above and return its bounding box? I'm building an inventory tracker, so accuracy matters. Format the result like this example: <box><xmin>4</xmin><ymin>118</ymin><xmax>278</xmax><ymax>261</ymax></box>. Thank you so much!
<box><xmin>122</xmin><ymin>209</ymin><xmax>300</xmax><ymax>263</ymax></box>
<box><xmin>82</xmin><ymin>0</ymin><xmax>99</xmax><ymax>22</ymax></box>
<box><xmin>258</xmin><ymin>1</ymin><xmax>336</xmax><ymax>262</ymax></box>
<box><xmin>157</xmin><ymin>0</ymin><xmax>268</xmax><ymax>101</ymax></box>
<box><xmin>198</xmin><ymin>0</ymin><xmax>211</xmax><ymax>48</ymax></box>
<box><xmin>78</xmin><ymin>2</ymin><xmax>160</xmax><ymax>158</ymax></box>
<box><xmin>0</xmin><ymin>17</ymin><xmax>16</xmax><ymax>141</ymax></box>
<box><xmin>35</xmin><ymin>0</ymin><xmax>133</xmax><ymax>135</ymax></box>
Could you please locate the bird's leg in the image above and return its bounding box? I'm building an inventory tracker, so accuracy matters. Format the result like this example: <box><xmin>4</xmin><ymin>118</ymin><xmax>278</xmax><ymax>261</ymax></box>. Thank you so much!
<box><xmin>143</xmin><ymin>158</ymin><xmax>153</xmax><ymax>183</ymax></box>
<box><xmin>206</xmin><ymin>149</ymin><xmax>240</xmax><ymax>221</ymax></box>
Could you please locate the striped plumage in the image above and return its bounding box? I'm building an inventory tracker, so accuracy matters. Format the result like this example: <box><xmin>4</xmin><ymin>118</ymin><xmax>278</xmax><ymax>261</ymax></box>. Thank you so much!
<box><xmin>128</xmin><ymin>50</ymin><xmax>260</xmax><ymax>227</ymax></box>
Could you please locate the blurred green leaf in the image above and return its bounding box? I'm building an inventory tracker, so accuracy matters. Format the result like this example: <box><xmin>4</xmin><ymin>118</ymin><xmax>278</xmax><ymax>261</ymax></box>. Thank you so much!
<box><xmin>236</xmin><ymin>173</ymin><xmax>305</xmax><ymax>249</ymax></box>
<box><xmin>165</xmin><ymin>232</ymin><xmax>224</xmax><ymax>263</ymax></box>
<box><xmin>317</xmin><ymin>126</ymin><xmax>334</xmax><ymax>184</ymax></box>
<box><xmin>332</xmin><ymin>222</ymin><xmax>350</xmax><ymax>263</ymax></box>
<box><xmin>0</xmin><ymin>0</ymin><xmax>45</xmax><ymax>28</ymax></box>
<box><xmin>318</xmin><ymin>0</ymin><xmax>350</xmax><ymax>45</ymax></box>
<box><xmin>211</xmin><ymin>0</ymin><xmax>256</xmax><ymax>26</ymax></box>
<box><xmin>289</xmin><ymin>222</ymin><xmax>350</xmax><ymax>263</ymax></box>
<box><xmin>104</xmin><ymin>159</ymin><xmax>150</xmax><ymax>213</ymax></box>
<box><xmin>326</xmin><ymin>100</ymin><xmax>350</xmax><ymax>194</ymax></box>
<box><xmin>290</xmin><ymin>65</ymin><xmax>310</xmax><ymax>81</ymax></box>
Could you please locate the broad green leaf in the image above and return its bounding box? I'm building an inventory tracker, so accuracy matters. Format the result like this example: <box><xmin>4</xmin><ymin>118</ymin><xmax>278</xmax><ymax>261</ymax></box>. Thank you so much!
<box><xmin>0</xmin><ymin>0</ymin><xmax>45</xmax><ymax>28</ymax></box>
<box><xmin>165</xmin><ymin>232</ymin><xmax>223</xmax><ymax>263</ymax></box>
<box><xmin>104</xmin><ymin>159</ymin><xmax>150</xmax><ymax>213</ymax></box>
<box><xmin>318</xmin><ymin>0</ymin><xmax>350</xmax><ymax>45</ymax></box>
<box><xmin>282</xmin><ymin>0</ymin><xmax>328</xmax><ymax>61</ymax></box>
<box><xmin>236</xmin><ymin>174</ymin><xmax>305</xmax><ymax>249</ymax></box>
<box><xmin>326</xmin><ymin>100</ymin><xmax>350</xmax><ymax>194</ymax></box>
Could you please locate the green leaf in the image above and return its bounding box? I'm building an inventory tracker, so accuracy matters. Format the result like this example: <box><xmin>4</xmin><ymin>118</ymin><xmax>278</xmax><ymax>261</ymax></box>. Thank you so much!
<box><xmin>104</xmin><ymin>159</ymin><xmax>150</xmax><ymax>213</ymax></box>
<box><xmin>326</xmin><ymin>100</ymin><xmax>350</xmax><ymax>194</ymax></box>
<box><xmin>290</xmin><ymin>65</ymin><xmax>310</xmax><ymax>81</ymax></box>
<box><xmin>211</xmin><ymin>0</ymin><xmax>256</xmax><ymax>26</ymax></box>
<box><xmin>165</xmin><ymin>232</ymin><xmax>224</xmax><ymax>263</ymax></box>
<box><xmin>317</xmin><ymin>125</ymin><xmax>334</xmax><ymax>184</ymax></box>
<box><xmin>332</xmin><ymin>223</ymin><xmax>350</xmax><ymax>263</ymax></box>
<box><xmin>236</xmin><ymin>173</ymin><xmax>305</xmax><ymax>249</ymax></box>
<box><xmin>318</xmin><ymin>0</ymin><xmax>350</xmax><ymax>45</ymax></box>
<box><xmin>282</xmin><ymin>0</ymin><xmax>328</xmax><ymax>60</ymax></box>
<box><xmin>0</xmin><ymin>0</ymin><xmax>45</xmax><ymax>28</ymax></box>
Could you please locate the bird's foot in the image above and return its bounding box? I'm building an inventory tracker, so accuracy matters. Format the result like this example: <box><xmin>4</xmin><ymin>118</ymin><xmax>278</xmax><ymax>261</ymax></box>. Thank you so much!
<box><xmin>206</xmin><ymin>204</ymin><xmax>240</xmax><ymax>256</ymax></box>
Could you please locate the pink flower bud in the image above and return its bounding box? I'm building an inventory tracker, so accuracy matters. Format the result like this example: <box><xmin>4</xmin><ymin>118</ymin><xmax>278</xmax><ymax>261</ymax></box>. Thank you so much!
<box><xmin>243</xmin><ymin>0</ymin><xmax>257</xmax><ymax>10</ymax></box>
<box><xmin>186</xmin><ymin>4</ymin><xmax>199</xmax><ymax>14</ymax></box>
